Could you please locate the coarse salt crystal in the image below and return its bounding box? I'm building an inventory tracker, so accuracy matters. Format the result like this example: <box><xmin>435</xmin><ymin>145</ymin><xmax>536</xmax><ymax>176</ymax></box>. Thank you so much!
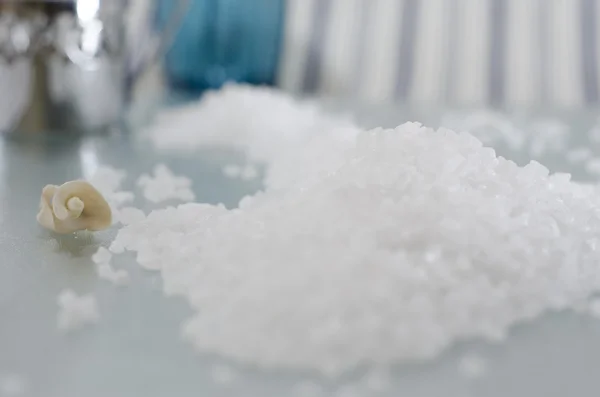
<box><xmin>145</xmin><ymin>84</ymin><xmax>356</xmax><ymax>165</ymax></box>
<box><xmin>56</xmin><ymin>289</ymin><xmax>100</xmax><ymax>333</ymax></box>
<box><xmin>97</xmin><ymin>263</ymin><xmax>130</xmax><ymax>286</ymax></box>
<box><xmin>130</xmin><ymin>89</ymin><xmax>600</xmax><ymax>377</ymax></box>
<box><xmin>108</xmin><ymin>240</ymin><xmax>125</xmax><ymax>254</ymax></box>
<box><xmin>137</xmin><ymin>164</ymin><xmax>195</xmax><ymax>203</ymax></box>
<box><xmin>87</xmin><ymin>166</ymin><xmax>134</xmax><ymax>215</ymax></box>
<box><xmin>116</xmin><ymin>121</ymin><xmax>600</xmax><ymax>376</ymax></box>
<box><xmin>87</xmin><ymin>166</ymin><xmax>126</xmax><ymax>195</ymax></box>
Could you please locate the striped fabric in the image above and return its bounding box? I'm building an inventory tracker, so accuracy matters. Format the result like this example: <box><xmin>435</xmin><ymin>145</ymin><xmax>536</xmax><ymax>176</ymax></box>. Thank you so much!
<box><xmin>277</xmin><ymin>0</ymin><xmax>600</xmax><ymax>107</ymax></box>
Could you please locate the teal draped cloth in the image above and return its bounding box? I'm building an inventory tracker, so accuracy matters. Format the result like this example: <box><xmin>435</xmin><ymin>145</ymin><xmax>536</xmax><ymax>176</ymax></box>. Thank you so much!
<box><xmin>156</xmin><ymin>0</ymin><xmax>285</xmax><ymax>94</ymax></box>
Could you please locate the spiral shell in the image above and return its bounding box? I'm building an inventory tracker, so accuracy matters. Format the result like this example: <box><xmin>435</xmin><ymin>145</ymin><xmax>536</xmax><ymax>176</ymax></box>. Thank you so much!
<box><xmin>37</xmin><ymin>180</ymin><xmax>112</xmax><ymax>234</ymax></box>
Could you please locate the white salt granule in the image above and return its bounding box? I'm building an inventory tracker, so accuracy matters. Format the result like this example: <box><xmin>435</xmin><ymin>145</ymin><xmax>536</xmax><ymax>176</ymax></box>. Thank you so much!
<box><xmin>222</xmin><ymin>164</ymin><xmax>241</xmax><ymax>178</ymax></box>
<box><xmin>57</xmin><ymin>289</ymin><xmax>100</xmax><ymax>332</ymax></box>
<box><xmin>0</xmin><ymin>373</ymin><xmax>26</xmax><ymax>396</ymax></box>
<box><xmin>145</xmin><ymin>84</ymin><xmax>356</xmax><ymax>165</ymax></box>
<box><xmin>97</xmin><ymin>263</ymin><xmax>130</xmax><ymax>286</ymax></box>
<box><xmin>87</xmin><ymin>165</ymin><xmax>126</xmax><ymax>195</ymax></box>
<box><xmin>265</xmin><ymin>126</ymin><xmax>361</xmax><ymax>191</ymax></box>
<box><xmin>87</xmin><ymin>166</ymin><xmax>134</xmax><ymax>213</ymax></box>
<box><xmin>240</xmin><ymin>164</ymin><xmax>259</xmax><ymax>181</ymax></box>
<box><xmin>585</xmin><ymin>158</ymin><xmax>600</xmax><ymax>175</ymax></box>
<box><xmin>91</xmin><ymin>246</ymin><xmax>111</xmax><ymax>264</ymax></box>
<box><xmin>108</xmin><ymin>239</ymin><xmax>125</xmax><ymax>254</ymax></box>
<box><xmin>209</xmin><ymin>364</ymin><xmax>237</xmax><ymax>385</ymax></box>
<box><xmin>137</xmin><ymin>164</ymin><xmax>195</xmax><ymax>203</ymax></box>
<box><xmin>116</xmin><ymin>122</ymin><xmax>600</xmax><ymax>376</ymax></box>
<box><xmin>566</xmin><ymin>147</ymin><xmax>592</xmax><ymax>163</ymax></box>
<box><xmin>457</xmin><ymin>353</ymin><xmax>488</xmax><ymax>380</ymax></box>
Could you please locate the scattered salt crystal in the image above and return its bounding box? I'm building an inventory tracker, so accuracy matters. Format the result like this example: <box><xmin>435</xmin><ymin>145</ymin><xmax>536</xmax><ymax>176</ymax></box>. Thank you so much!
<box><xmin>56</xmin><ymin>289</ymin><xmax>100</xmax><ymax>332</ymax></box>
<box><xmin>97</xmin><ymin>263</ymin><xmax>130</xmax><ymax>286</ymax></box>
<box><xmin>87</xmin><ymin>165</ymin><xmax>126</xmax><ymax>195</ymax></box>
<box><xmin>137</xmin><ymin>164</ymin><xmax>195</xmax><ymax>203</ymax></box>
<box><xmin>222</xmin><ymin>164</ymin><xmax>241</xmax><ymax>178</ymax></box>
<box><xmin>0</xmin><ymin>373</ymin><xmax>26</xmax><ymax>396</ymax></box>
<box><xmin>108</xmin><ymin>240</ymin><xmax>125</xmax><ymax>254</ymax></box>
<box><xmin>91</xmin><ymin>246</ymin><xmax>111</xmax><ymax>264</ymax></box>
<box><xmin>457</xmin><ymin>353</ymin><xmax>487</xmax><ymax>380</ymax></box>
<box><xmin>87</xmin><ymin>166</ymin><xmax>134</xmax><ymax>214</ymax></box>
<box><xmin>240</xmin><ymin>164</ymin><xmax>259</xmax><ymax>181</ymax></box>
<box><xmin>209</xmin><ymin>364</ymin><xmax>236</xmax><ymax>385</ymax></box>
<box><xmin>145</xmin><ymin>84</ymin><xmax>356</xmax><ymax>165</ymax></box>
<box><xmin>566</xmin><ymin>147</ymin><xmax>592</xmax><ymax>163</ymax></box>
<box><xmin>585</xmin><ymin>158</ymin><xmax>600</xmax><ymax>175</ymax></box>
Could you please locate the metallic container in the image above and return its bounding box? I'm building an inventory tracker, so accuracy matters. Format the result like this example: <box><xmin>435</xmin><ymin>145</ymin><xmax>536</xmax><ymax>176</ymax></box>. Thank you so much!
<box><xmin>0</xmin><ymin>0</ymin><xmax>185</xmax><ymax>136</ymax></box>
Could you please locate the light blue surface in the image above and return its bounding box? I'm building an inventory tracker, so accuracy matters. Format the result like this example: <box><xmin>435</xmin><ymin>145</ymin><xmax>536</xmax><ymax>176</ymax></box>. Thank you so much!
<box><xmin>2</xmin><ymin>104</ymin><xmax>600</xmax><ymax>397</ymax></box>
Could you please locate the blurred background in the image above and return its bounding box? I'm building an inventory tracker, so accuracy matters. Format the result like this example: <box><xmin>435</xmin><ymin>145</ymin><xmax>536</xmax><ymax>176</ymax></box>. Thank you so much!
<box><xmin>153</xmin><ymin>0</ymin><xmax>600</xmax><ymax>109</ymax></box>
<box><xmin>1</xmin><ymin>0</ymin><xmax>599</xmax><ymax>135</ymax></box>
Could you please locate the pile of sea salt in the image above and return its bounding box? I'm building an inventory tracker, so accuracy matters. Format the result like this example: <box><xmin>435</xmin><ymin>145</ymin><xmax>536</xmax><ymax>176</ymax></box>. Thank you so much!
<box><xmin>115</xmin><ymin>121</ymin><xmax>600</xmax><ymax>377</ymax></box>
<box><xmin>145</xmin><ymin>84</ymin><xmax>357</xmax><ymax>165</ymax></box>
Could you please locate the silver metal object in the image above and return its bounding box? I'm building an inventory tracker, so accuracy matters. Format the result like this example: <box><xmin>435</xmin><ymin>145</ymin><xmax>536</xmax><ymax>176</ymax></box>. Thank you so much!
<box><xmin>0</xmin><ymin>0</ymin><xmax>186</xmax><ymax>136</ymax></box>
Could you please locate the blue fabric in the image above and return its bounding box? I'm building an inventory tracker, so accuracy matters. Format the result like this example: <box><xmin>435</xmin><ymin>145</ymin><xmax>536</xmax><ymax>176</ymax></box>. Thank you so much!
<box><xmin>156</xmin><ymin>0</ymin><xmax>285</xmax><ymax>94</ymax></box>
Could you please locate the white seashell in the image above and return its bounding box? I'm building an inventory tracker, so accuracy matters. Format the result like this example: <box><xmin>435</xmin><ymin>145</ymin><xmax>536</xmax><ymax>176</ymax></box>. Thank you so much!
<box><xmin>37</xmin><ymin>180</ymin><xmax>112</xmax><ymax>234</ymax></box>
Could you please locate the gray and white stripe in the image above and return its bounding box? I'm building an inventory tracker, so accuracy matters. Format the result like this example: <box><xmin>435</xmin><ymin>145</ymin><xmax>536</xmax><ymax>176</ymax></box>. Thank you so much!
<box><xmin>278</xmin><ymin>0</ymin><xmax>600</xmax><ymax>107</ymax></box>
